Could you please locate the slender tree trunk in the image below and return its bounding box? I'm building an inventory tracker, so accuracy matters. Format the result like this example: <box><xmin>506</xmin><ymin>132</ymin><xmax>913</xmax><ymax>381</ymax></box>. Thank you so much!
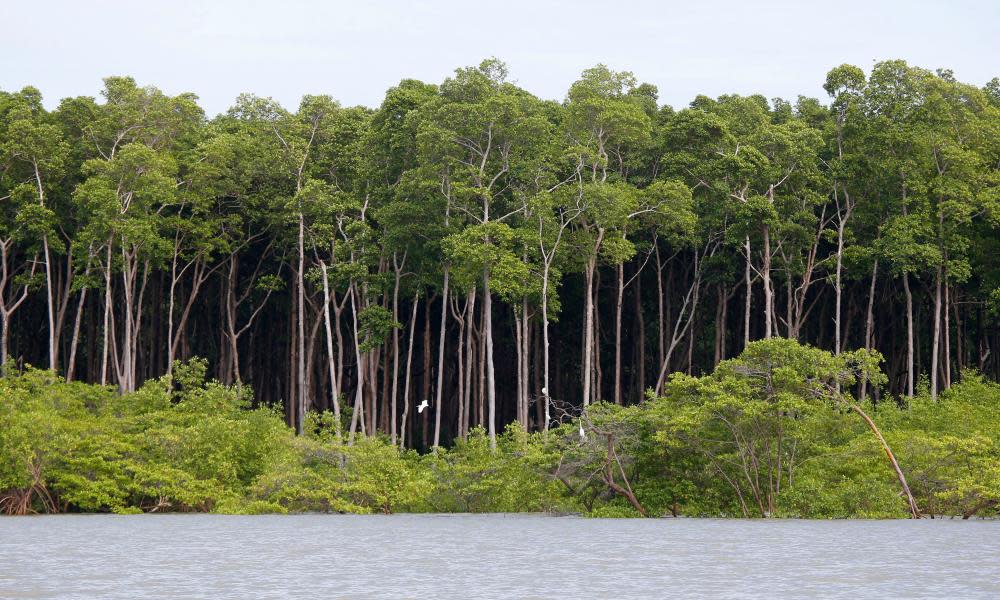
<box><xmin>42</xmin><ymin>235</ymin><xmax>56</xmax><ymax>371</ymax></box>
<box><xmin>953</xmin><ymin>293</ymin><xmax>963</xmax><ymax>379</ymax></box>
<box><xmin>635</xmin><ymin>272</ymin><xmax>645</xmax><ymax>399</ymax></box>
<box><xmin>348</xmin><ymin>284</ymin><xmax>366</xmax><ymax>443</ymax></box>
<box><xmin>762</xmin><ymin>225</ymin><xmax>773</xmax><ymax>339</ymax></box>
<box><xmin>452</xmin><ymin>296</ymin><xmax>466</xmax><ymax>439</ymax></box>
<box><xmin>399</xmin><ymin>294</ymin><xmax>419</xmax><ymax>449</ymax></box>
<box><xmin>541</xmin><ymin>263</ymin><xmax>552</xmax><ymax>431</ymax></box>
<box><xmin>903</xmin><ymin>272</ymin><xmax>915</xmax><ymax>399</ymax></box>
<box><xmin>834</xmin><ymin>221</ymin><xmax>846</xmax><ymax>355</ymax></box>
<box><xmin>422</xmin><ymin>299</ymin><xmax>431</xmax><ymax>447</ymax></box>
<box><xmin>744</xmin><ymin>236</ymin><xmax>752</xmax><ymax>350</ymax></box>
<box><xmin>944</xmin><ymin>281</ymin><xmax>951</xmax><ymax>389</ymax></box>
<box><xmin>521</xmin><ymin>302</ymin><xmax>530</xmax><ymax>426</ymax></box>
<box><xmin>464</xmin><ymin>290</ymin><xmax>476</xmax><ymax>438</ymax></box>
<box><xmin>101</xmin><ymin>242</ymin><xmax>112</xmax><ymax>387</ymax></box>
<box><xmin>594</xmin><ymin>269</ymin><xmax>603</xmax><ymax>403</ymax></box>
<box><xmin>582</xmin><ymin>231</ymin><xmax>604</xmax><ymax>406</ymax></box>
<box><xmin>390</xmin><ymin>260</ymin><xmax>402</xmax><ymax>445</ymax></box>
<box><xmin>715</xmin><ymin>284</ymin><xmax>725</xmax><ymax>367</ymax></box>
<box><xmin>514</xmin><ymin>308</ymin><xmax>524</xmax><ymax>427</ymax></box>
<box><xmin>850</xmin><ymin>404</ymin><xmax>921</xmax><ymax>518</ymax></box>
<box><xmin>931</xmin><ymin>265</ymin><xmax>942</xmax><ymax>401</ymax></box>
<box><xmin>320</xmin><ymin>261</ymin><xmax>342</xmax><ymax>438</ymax></box>
<box><xmin>614</xmin><ymin>262</ymin><xmax>624</xmax><ymax>405</ymax></box>
<box><xmin>483</xmin><ymin>268</ymin><xmax>497</xmax><ymax>449</ymax></box>
<box><xmin>477</xmin><ymin>305</ymin><xmax>485</xmax><ymax>429</ymax></box>
<box><xmin>0</xmin><ymin>315</ymin><xmax>9</xmax><ymax>374</ymax></box>
<box><xmin>656</xmin><ymin>244</ymin><xmax>665</xmax><ymax>369</ymax></box>
<box><xmin>434</xmin><ymin>270</ymin><xmax>449</xmax><ymax>447</ymax></box>
<box><xmin>860</xmin><ymin>260</ymin><xmax>878</xmax><ymax>401</ymax></box>
<box><xmin>295</xmin><ymin>214</ymin><xmax>307</xmax><ymax>434</ymax></box>
<box><xmin>65</xmin><ymin>252</ymin><xmax>93</xmax><ymax>383</ymax></box>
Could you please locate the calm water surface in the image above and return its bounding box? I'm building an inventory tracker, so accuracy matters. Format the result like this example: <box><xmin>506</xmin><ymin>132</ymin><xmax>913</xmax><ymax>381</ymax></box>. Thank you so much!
<box><xmin>1</xmin><ymin>514</ymin><xmax>997</xmax><ymax>599</ymax></box>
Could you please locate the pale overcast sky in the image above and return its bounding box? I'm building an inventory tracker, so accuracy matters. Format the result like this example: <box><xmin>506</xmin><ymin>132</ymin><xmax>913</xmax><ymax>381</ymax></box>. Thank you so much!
<box><xmin>2</xmin><ymin>0</ymin><xmax>998</xmax><ymax>115</ymax></box>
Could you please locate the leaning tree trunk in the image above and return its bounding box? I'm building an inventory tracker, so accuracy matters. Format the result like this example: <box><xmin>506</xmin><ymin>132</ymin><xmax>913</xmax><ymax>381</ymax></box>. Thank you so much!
<box><xmin>850</xmin><ymin>403</ymin><xmax>921</xmax><ymax>518</ymax></box>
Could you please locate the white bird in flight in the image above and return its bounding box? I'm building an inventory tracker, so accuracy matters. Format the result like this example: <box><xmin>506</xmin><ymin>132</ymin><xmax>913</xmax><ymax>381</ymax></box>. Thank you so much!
<box><xmin>417</xmin><ymin>399</ymin><xmax>429</xmax><ymax>414</ymax></box>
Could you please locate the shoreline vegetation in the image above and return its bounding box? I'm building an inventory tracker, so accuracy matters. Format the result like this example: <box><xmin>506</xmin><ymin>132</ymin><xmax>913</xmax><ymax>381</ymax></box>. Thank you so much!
<box><xmin>2</xmin><ymin>60</ymin><xmax>1000</xmax><ymax>519</ymax></box>
<box><xmin>3</xmin><ymin>339</ymin><xmax>999</xmax><ymax>519</ymax></box>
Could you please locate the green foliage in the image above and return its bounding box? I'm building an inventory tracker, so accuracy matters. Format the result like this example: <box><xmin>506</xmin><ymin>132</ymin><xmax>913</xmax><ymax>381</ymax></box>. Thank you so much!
<box><xmin>357</xmin><ymin>305</ymin><xmax>401</xmax><ymax>352</ymax></box>
<box><xmin>4</xmin><ymin>345</ymin><xmax>1000</xmax><ymax>518</ymax></box>
<box><xmin>425</xmin><ymin>425</ymin><xmax>567</xmax><ymax>513</ymax></box>
<box><xmin>0</xmin><ymin>366</ymin><xmax>562</xmax><ymax>516</ymax></box>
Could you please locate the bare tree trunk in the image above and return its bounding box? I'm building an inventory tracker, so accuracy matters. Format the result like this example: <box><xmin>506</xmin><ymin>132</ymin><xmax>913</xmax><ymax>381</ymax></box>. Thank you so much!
<box><xmin>541</xmin><ymin>261</ymin><xmax>553</xmax><ymax>430</ymax></box>
<box><xmin>953</xmin><ymin>292</ymin><xmax>964</xmax><ymax>378</ymax></box>
<box><xmin>714</xmin><ymin>284</ymin><xmax>725</xmax><ymax>367</ymax></box>
<box><xmin>656</xmin><ymin>244</ymin><xmax>665</xmax><ymax>369</ymax></box>
<box><xmin>931</xmin><ymin>265</ymin><xmax>942</xmax><ymax>401</ymax></box>
<box><xmin>582</xmin><ymin>232</ymin><xmax>603</xmax><ymax>406</ymax></box>
<box><xmin>635</xmin><ymin>272</ymin><xmax>645</xmax><ymax>399</ymax></box>
<box><xmin>850</xmin><ymin>404</ymin><xmax>921</xmax><ymax>518</ymax></box>
<box><xmin>101</xmin><ymin>242</ymin><xmax>112</xmax><ymax>386</ymax></box>
<box><xmin>319</xmin><ymin>261</ymin><xmax>342</xmax><ymax>438</ymax></box>
<box><xmin>521</xmin><ymin>303</ymin><xmax>530</xmax><ymax>426</ymax></box>
<box><xmin>860</xmin><ymin>260</ymin><xmax>878</xmax><ymax>401</ymax></box>
<box><xmin>43</xmin><ymin>235</ymin><xmax>56</xmax><ymax>370</ymax></box>
<box><xmin>399</xmin><ymin>294</ymin><xmax>419</xmax><ymax>449</ymax></box>
<box><xmin>295</xmin><ymin>214</ymin><xmax>307</xmax><ymax>434</ymax></box>
<box><xmin>65</xmin><ymin>251</ymin><xmax>93</xmax><ymax>382</ymax></box>
<box><xmin>902</xmin><ymin>272</ymin><xmax>915</xmax><ymax>398</ymax></box>
<box><xmin>743</xmin><ymin>236</ymin><xmax>752</xmax><ymax>350</ymax></box>
<box><xmin>483</xmin><ymin>268</ymin><xmax>497</xmax><ymax>449</ymax></box>
<box><xmin>834</xmin><ymin>222</ymin><xmax>845</xmax><ymax>355</ymax></box>
<box><xmin>477</xmin><ymin>305</ymin><xmax>485</xmax><ymax>429</ymax></box>
<box><xmin>369</xmin><ymin>344</ymin><xmax>380</xmax><ymax>435</ymax></box>
<box><xmin>348</xmin><ymin>284</ymin><xmax>366</xmax><ymax>443</ymax></box>
<box><xmin>762</xmin><ymin>225</ymin><xmax>773</xmax><ymax>339</ymax></box>
<box><xmin>422</xmin><ymin>300</ymin><xmax>431</xmax><ymax>447</ymax></box>
<box><xmin>944</xmin><ymin>281</ymin><xmax>951</xmax><ymax>389</ymax></box>
<box><xmin>0</xmin><ymin>315</ymin><xmax>9</xmax><ymax>374</ymax></box>
<box><xmin>433</xmin><ymin>270</ymin><xmax>449</xmax><ymax>447</ymax></box>
<box><xmin>514</xmin><ymin>308</ymin><xmax>524</xmax><ymax>427</ymax></box>
<box><xmin>614</xmin><ymin>262</ymin><xmax>624</xmax><ymax>405</ymax></box>
<box><xmin>594</xmin><ymin>284</ymin><xmax>603</xmax><ymax>404</ymax></box>
<box><xmin>390</xmin><ymin>258</ymin><xmax>403</xmax><ymax>445</ymax></box>
<box><xmin>654</xmin><ymin>248</ymin><xmax>707</xmax><ymax>393</ymax></box>
<box><xmin>464</xmin><ymin>290</ymin><xmax>476</xmax><ymax>438</ymax></box>
<box><xmin>451</xmin><ymin>295</ymin><xmax>466</xmax><ymax>439</ymax></box>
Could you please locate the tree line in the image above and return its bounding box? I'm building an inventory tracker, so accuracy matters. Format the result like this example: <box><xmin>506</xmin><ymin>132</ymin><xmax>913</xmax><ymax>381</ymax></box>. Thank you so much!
<box><xmin>2</xmin><ymin>59</ymin><xmax>999</xmax><ymax>450</ymax></box>
<box><xmin>4</xmin><ymin>342</ymin><xmax>999</xmax><ymax>517</ymax></box>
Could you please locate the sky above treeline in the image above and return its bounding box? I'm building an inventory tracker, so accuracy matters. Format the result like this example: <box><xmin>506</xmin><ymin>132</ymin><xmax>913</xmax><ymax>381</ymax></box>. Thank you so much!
<box><xmin>3</xmin><ymin>0</ymin><xmax>998</xmax><ymax>116</ymax></box>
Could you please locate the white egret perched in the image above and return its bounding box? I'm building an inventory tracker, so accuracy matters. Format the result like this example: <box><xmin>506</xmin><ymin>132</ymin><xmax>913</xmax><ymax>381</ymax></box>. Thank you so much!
<box><xmin>417</xmin><ymin>399</ymin><xmax>429</xmax><ymax>414</ymax></box>
<box><xmin>578</xmin><ymin>424</ymin><xmax>586</xmax><ymax>440</ymax></box>
<box><xmin>541</xmin><ymin>386</ymin><xmax>548</xmax><ymax>396</ymax></box>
